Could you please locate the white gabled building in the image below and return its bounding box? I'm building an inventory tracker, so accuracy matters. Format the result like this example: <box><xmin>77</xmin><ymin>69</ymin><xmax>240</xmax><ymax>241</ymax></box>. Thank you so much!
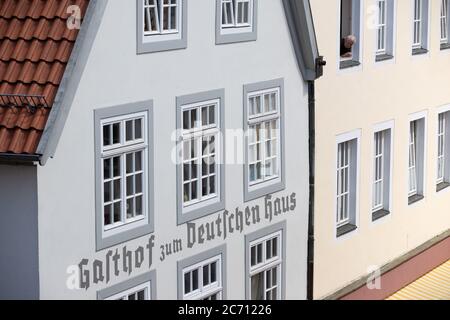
<box><xmin>0</xmin><ymin>0</ymin><xmax>321</xmax><ymax>300</ymax></box>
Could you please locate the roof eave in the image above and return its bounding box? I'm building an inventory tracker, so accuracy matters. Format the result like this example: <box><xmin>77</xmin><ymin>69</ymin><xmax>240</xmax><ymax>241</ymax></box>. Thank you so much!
<box><xmin>283</xmin><ymin>0</ymin><xmax>322</xmax><ymax>81</ymax></box>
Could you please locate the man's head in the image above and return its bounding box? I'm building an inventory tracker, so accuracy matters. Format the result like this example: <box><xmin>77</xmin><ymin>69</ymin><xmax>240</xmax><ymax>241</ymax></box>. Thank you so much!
<box><xmin>344</xmin><ymin>35</ymin><xmax>357</xmax><ymax>48</ymax></box>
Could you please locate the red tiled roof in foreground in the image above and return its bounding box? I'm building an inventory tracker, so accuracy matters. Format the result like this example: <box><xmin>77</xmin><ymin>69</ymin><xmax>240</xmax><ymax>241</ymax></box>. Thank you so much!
<box><xmin>0</xmin><ymin>0</ymin><xmax>89</xmax><ymax>155</ymax></box>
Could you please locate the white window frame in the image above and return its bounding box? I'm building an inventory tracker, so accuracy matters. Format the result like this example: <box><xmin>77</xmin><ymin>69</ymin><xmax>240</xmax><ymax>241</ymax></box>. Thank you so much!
<box><xmin>412</xmin><ymin>0</ymin><xmax>429</xmax><ymax>52</ymax></box>
<box><xmin>371</xmin><ymin>121</ymin><xmax>394</xmax><ymax>221</ymax></box>
<box><xmin>336</xmin><ymin>141</ymin><xmax>351</xmax><ymax>227</ymax></box>
<box><xmin>249</xmin><ymin>231</ymin><xmax>282</xmax><ymax>301</ymax></box>
<box><xmin>376</xmin><ymin>0</ymin><xmax>388</xmax><ymax>54</ymax></box>
<box><xmin>407</xmin><ymin>112</ymin><xmax>427</xmax><ymax>204</ymax></box>
<box><xmin>247</xmin><ymin>88</ymin><xmax>281</xmax><ymax>188</ymax></box>
<box><xmin>338</xmin><ymin>0</ymin><xmax>363</xmax><ymax>69</ymax></box>
<box><xmin>143</xmin><ymin>0</ymin><xmax>181</xmax><ymax>37</ymax></box>
<box><xmin>441</xmin><ymin>0</ymin><xmax>450</xmax><ymax>46</ymax></box>
<box><xmin>335</xmin><ymin>130</ymin><xmax>360</xmax><ymax>238</ymax></box>
<box><xmin>373</xmin><ymin>131</ymin><xmax>385</xmax><ymax>211</ymax></box>
<box><xmin>106</xmin><ymin>282</ymin><xmax>151</xmax><ymax>300</ymax></box>
<box><xmin>182</xmin><ymin>255</ymin><xmax>223</xmax><ymax>300</ymax></box>
<box><xmin>436</xmin><ymin>108</ymin><xmax>450</xmax><ymax>190</ymax></box>
<box><xmin>100</xmin><ymin>112</ymin><xmax>149</xmax><ymax>237</ymax></box>
<box><xmin>437</xmin><ymin>113</ymin><xmax>446</xmax><ymax>184</ymax></box>
<box><xmin>220</xmin><ymin>0</ymin><xmax>254</xmax><ymax>34</ymax></box>
<box><xmin>408</xmin><ymin>121</ymin><xmax>418</xmax><ymax>196</ymax></box>
<box><xmin>181</xmin><ymin>99</ymin><xmax>221</xmax><ymax>209</ymax></box>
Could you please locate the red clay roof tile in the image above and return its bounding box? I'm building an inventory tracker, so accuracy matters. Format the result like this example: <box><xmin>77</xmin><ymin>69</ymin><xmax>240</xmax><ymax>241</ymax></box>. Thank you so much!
<box><xmin>0</xmin><ymin>0</ymin><xmax>90</xmax><ymax>156</ymax></box>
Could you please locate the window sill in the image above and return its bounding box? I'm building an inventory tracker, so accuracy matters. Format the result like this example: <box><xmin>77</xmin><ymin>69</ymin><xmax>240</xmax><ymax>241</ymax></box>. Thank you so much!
<box><xmin>337</xmin><ymin>224</ymin><xmax>357</xmax><ymax>238</ymax></box>
<box><xmin>375</xmin><ymin>54</ymin><xmax>394</xmax><ymax>62</ymax></box>
<box><xmin>339</xmin><ymin>60</ymin><xmax>361</xmax><ymax>70</ymax></box>
<box><xmin>412</xmin><ymin>48</ymin><xmax>428</xmax><ymax>56</ymax></box>
<box><xmin>372</xmin><ymin>209</ymin><xmax>390</xmax><ymax>222</ymax></box>
<box><xmin>436</xmin><ymin>182</ymin><xmax>450</xmax><ymax>192</ymax></box>
<box><xmin>440</xmin><ymin>43</ymin><xmax>450</xmax><ymax>51</ymax></box>
<box><xmin>408</xmin><ymin>194</ymin><xmax>424</xmax><ymax>205</ymax></box>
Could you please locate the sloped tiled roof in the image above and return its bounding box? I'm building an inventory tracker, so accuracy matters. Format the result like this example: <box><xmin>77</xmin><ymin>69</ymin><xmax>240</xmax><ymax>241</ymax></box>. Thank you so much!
<box><xmin>0</xmin><ymin>0</ymin><xmax>89</xmax><ymax>155</ymax></box>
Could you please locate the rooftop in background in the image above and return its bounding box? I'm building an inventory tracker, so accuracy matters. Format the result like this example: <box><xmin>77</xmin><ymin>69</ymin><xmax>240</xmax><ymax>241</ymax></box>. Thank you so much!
<box><xmin>0</xmin><ymin>0</ymin><xmax>89</xmax><ymax>156</ymax></box>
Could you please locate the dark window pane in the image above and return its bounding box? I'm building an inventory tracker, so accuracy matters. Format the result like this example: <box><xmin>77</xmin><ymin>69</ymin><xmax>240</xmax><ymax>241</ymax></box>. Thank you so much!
<box><xmin>103</xmin><ymin>158</ymin><xmax>111</xmax><ymax>179</ymax></box>
<box><xmin>183</xmin><ymin>111</ymin><xmax>190</xmax><ymax>130</ymax></box>
<box><xmin>104</xmin><ymin>205</ymin><xmax>112</xmax><ymax>225</ymax></box>
<box><xmin>104</xmin><ymin>181</ymin><xmax>111</xmax><ymax>202</ymax></box>
<box><xmin>192</xmin><ymin>269</ymin><xmax>199</xmax><ymax>291</ymax></box>
<box><xmin>114</xmin><ymin>179</ymin><xmax>121</xmax><ymax>200</ymax></box>
<box><xmin>127</xmin><ymin>176</ymin><xmax>134</xmax><ymax>196</ymax></box>
<box><xmin>191</xmin><ymin>181</ymin><xmax>197</xmax><ymax>200</ymax></box>
<box><xmin>128</xmin><ymin>293</ymin><xmax>136</xmax><ymax>300</ymax></box>
<box><xmin>257</xmin><ymin>244</ymin><xmax>263</xmax><ymax>264</ymax></box>
<box><xmin>137</xmin><ymin>290</ymin><xmax>145</xmax><ymax>300</ymax></box>
<box><xmin>135</xmin><ymin>196</ymin><xmax>143</xmax><ymax>216</ymax></box>
<box><xmin>251</xmin><ymin>273</ymin><xmax>264</xmax><ymax>300</ymax></box>
<box><xmin>114</xmin><ymin>202</ymin><xmax>121</xmax><ymax>223</ymax></box>
<box><xmin>191</xmin><ymin>109</ymin><xmax>197</xmax><ymax>128</ymax></box>
<box><xmin>251</xmin><ymin>246</ymin><xmax>256</xmax><ymax>266</ymax></box>
<box><xmin>184</xmin><ymin>273</ymin><xmax>191</xmax><ymax>294</ymax></box>
<box><xmin>211</xmin><ymin>262</ymin><xmax>217</xmax><ymax>283</ymax></box>
<box><xmin>112</xmin><ymin>123</ymin><xmax>120</xmax><ymax>144</ymax></box>
<box><xmin>113</xmin><ymin>157</ymin><xmax>121</xmax><ymax>177</ymax></box>
<box><xmin>209</xmin><ymin>176</ymin><xmax>216</xmax><ymax>194</ymax></box>
<box><xmin>135</xmin><ymin>151</ymin><xmax>142</xmax><ymax>172</ymax></box>
<box><xmin>126</xmin><ymin>198</ymin><xmax>134</xmax><ymax>219</ymax></box>
<box><xmin>135</xmin><ymin>119</ymin><xmax>142</xmax><ymax>140</ymax></box>
<box><xmin>203</xmin><ymin>265</ymin><xmax>210</xmax><ymax>286</ymax></box>
<box><xmin>126</xmin><ymin>153</ymin><xmax>133</xmax><ymax>174</ymax></box>
<box><xmin>126</xmin><ymin>120</ymin><xmax>133</xmax><ymax>141</ymax></box>
<box><xmin>209</xmin><ymin>105</ymin><xmax>215</xmax><ymax>125</ymax></box>
<box><xmin>272</xmin><ymin>238</ymin><xmax>278</xmax><ymax>258</ymax></box>
<box><xmin>202</xmin><ymin>107</ymin><xmax>208</xmax><ymax>126</ymax></box>
<box><xmin>135</xmin><ymin>173</ymin><xmax>143</xmax><ymax>194</ymax></box>
<box><xmin>103</xmin><ymin>125</ymin><xmax>111</xmax><ymax>146</ymax></box>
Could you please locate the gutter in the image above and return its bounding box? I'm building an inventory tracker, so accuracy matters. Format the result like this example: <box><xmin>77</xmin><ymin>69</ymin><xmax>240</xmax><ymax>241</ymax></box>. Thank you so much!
<box><xmin>307</xmin><ymin>56</ymin><xmax>326</xmax><ymax>300</ymax></box>
<box><xmin>0</xmin><ymin>153</ymin><xmax>41</xmax><ymax>163</ymax></box>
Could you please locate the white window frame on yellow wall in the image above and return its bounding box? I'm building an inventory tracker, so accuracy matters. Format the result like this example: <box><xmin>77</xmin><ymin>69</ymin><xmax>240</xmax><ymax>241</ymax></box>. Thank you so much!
<box><xmin>411</xmin><ymin>0</ymin><xmax>429</xmax><ymax>54</ymax></box>
<box><xmin>407</xmin><ymin>111</ymin><xmax>427</xmax><ymax>205</ymax></box>
<box><xmin>441</xmin><ymin>0</ymin><xmax>450</xmax><ymax>49</ymax></box>
<box><xmin>371</xmin><ymin>120</ymin><xmax>394</xmax><ymax>223</ymax></box>
<box><xmin>335</xmin><ymin>129</ymin><xmax>361</xmax><ymax>238</ymax></box>
<box><xmin>436</xmin><ymin>106</ymin><xmax>450</xmax><ymax>192</ymax></box>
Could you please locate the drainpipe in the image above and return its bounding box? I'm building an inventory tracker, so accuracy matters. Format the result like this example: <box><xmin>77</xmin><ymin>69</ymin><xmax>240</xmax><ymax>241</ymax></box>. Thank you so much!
<box><xmin>307</xmin><ymin>56</ymin><xmax>326</xmax><ymax>301</ymax></box>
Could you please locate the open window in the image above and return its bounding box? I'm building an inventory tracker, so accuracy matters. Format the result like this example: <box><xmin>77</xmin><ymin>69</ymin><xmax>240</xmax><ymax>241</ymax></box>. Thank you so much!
<box><xmin>339</xmin><ymin>0</ymin><xmax>362</xmax><ymax>69</ymax></box>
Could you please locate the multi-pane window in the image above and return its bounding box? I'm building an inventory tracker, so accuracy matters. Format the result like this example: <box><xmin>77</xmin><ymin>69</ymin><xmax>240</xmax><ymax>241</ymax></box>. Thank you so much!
<box><xmin>221</xmin><ymin>0</ymin><xmax>252</xmax><ymax>28</ymax></box>
<box><xmin>336</xmin><ymin>141</ymin><xmax>351</xmax><ymax>227</ymax></box>
<box><xmin>247</xmin><ymin>89</ymin><xmax>280</xmax><ymax>186</ymax></box>
<box><xmin>373</xmin><ymin>132</ymin><xmax>385</xmax><ymax>212</ymax></box>
<box><xmin>371</xmin><ymin>126</ymin><xmax>392</xmax><ymax>219</ymax></box>
<box><xmin>436</xmin><ymin>112</ymin><xmax>450</xmax><ymax>189</ymax></box>
<box><xmin>101</xmin><ymin>113</ymin><xmax>147</xmax><ymax>231</ymax></box>
<box><xmin>249</xmin><ymin>232</ymin><xmax>282</xmax><ymax>300</ymax></box>
<box><xmin>106</xmin><ymin>283</ymin><xmax>151</xmax><ymax>300</ymax></box>
<box><xmin>335</xmin><ymin>132</ymin><xmax>359</xmax><ymax>235</ymax></box>
<box><xmin>408</xmin><ymin>121</ymin><xmax>418</xmax><ymax>196</ymax></box>
<box><xmin>182</xmin><ymin>101</ymin><xmax>220</xmax><ymax>207</ymax></box>
<box><xmin>183</xmin><ymin>256</ymin><xmax>222</xmax><ymax>300</ymax></box>
<box><xmin>413</xmin><ymin>0</ymin><xmax>423</xmax><ymax>49</ymax></box>
<box><xmin>376</xmin><ymin>0</ymin><xmax>387</xmax><ymax>54</ymax></box>
<box><xmin>437</xmin><ymin>114</ymin><xmax>446</xmax><ymax>184</ymax></box>
<box><xmin>441</xmin><ymin>0</ymin><xmax>449</xmax><ymax>44</ymax></box>
<box><xmin>143</xmin><ymin>0</ymin><xmax>179</xmax><ymax>35</ymax></box>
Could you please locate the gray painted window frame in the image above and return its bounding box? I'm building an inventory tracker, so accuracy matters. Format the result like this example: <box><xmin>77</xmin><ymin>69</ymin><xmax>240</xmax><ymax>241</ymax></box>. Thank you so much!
<box><xmin>137</xmin><ymin>0</ymin><xmax>188</xmax><ymax>54</ymax></box>
<box><xmin>176</xmin><ymin>89</ymin><xmax>226</xmax><ymax>225</ymax></box>
<box><xmin>97</xmin><ymin>270</ymin><xmax>157</xmax><ymax>300</ymax></box>
<box><xmin>243</xmin><ymin>79</ymin><xmax>286</xmax><ymax>203</ymax></box>
<box><xmin>215</xmin><ymin>0</ymin><xmax>258</xmax><ymax>45</ymax></box>
<box><xmin>94</xmin><ymin>101</ymin><xmax>155</xmax><ymax>251</ymax></box>
<box><xmin>177</xmin><ymin>244</ymin><xmax>227</xmax><ymax>300</ymax></box>
<box><xmin>245</xmin><ymin>221</ymin><xmax>286</xmax><ymax>300</ymax></box>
